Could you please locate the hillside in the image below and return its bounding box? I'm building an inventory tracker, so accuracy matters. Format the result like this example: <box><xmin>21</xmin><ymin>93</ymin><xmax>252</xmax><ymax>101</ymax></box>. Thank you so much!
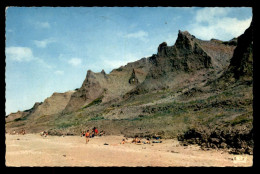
<box><xmin>63</xmin><ymin>57</ymin><xmax>152</xmax><ymax>113</ymax></box>
<box><xmin>6</xmin><ymin>90</ymin><xmax>75</xmax><ymax>132</ymax></box>
<box><xmin>6</xmin><ymin>24</ymin><xmax>253</xmax><ymax>154</ymax></box>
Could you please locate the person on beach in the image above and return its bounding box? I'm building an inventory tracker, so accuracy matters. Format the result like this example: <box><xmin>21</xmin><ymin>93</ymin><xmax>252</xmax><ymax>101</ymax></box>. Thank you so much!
<box><xmin>121</xmin><ymin>139</ymin><xmax>126</xmax><ymax>144</ymax></box>
<box><xmin>91</xmin><ymin>127</ymin><xmax>96</xmax><ymax>137</ymax></box>
<box><xmin>143</xmin><ymin>138</ymin><xmax>151</xmax><ymax>144</ymax></box>
<box><xmin>99</xmin><ymin>130</ymin><xmax>105</xmax><ymax>136</ymax></box>
<box><xmin>94</xmin><ymin>127</ymin><xmax>98</xmax><ymax>136</ymax></box>
<box><xmin>91</xmin><ymin>130</ymin><xmax>95</xmax><ymax>138</ymax></box>
<box><xmin>132</xmin><ymin>136</ymin><xmax>140</xmax><ymax>144</ymax></box>
<box><xmin>41</xmin><ymin>131</ymin><xmax>48</xmax><ymax>137</ymax></box>
<box><xmin>154</xmin><ymin>134</ymin><xmax>161</xmax><ymax>140</ymax></box>
<box><xmin>132</xmin><ymin>137</ymin><xmax>137</xmax><ymax>144</ymax></box>
<box><xmin>40</xmin><ymin>131</ymin><xmax>46</xmax><ymax>137</ymax></box>
<box><xmin>136</xmin><ymin>138</ymin><xmax>142</xmax><ymax>145</ymax></box>
<box><xmin>152</xmin><ymin>140</ymin><xmax>162</xmax><ymax>143</ymax></box>
<box><xmin>19</xmin><ymin>130</ymin><xmax>23</xmax><ymax>135</ymax></box>
<box><xmin>92</xmin><ymin>127</ymin><xmax>98</xmax><ymax>136</ymax></box>
<box><xmin>85</xmin><ymin>130</ymin><xmax>90</xmax><ymax>144</ymax></box>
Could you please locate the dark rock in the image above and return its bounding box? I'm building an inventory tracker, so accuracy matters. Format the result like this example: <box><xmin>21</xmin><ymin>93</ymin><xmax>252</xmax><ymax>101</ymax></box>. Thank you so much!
<box><xmin>245</xmin><ymin>147</ymin><xmax>253</xmax><ymax>155</ymax></box>
<box><xmin>219</xmin><ymin>142</ymin><xmax>227</xmax><ymax>149</ymax></box>
<box><xmin>157</xmin><ymin>42</ymin><xmax>168</xmax><ymax>56</ymax></box>
<box><xmin>101</xmin><ymin>69</ymin><xmax>106</xmax><ymax>75</ymax></box>
<box><xmin>229</xmin><ymin>22</ymin><xmax>253</xmax><ymax>80</ymax></box>
<box><xmin>183</xmin><ymin>142</ymin><xmax>188</xmax><ymax>146</ymax></box>
<box><xmin>129</xmin><ymin>69</ymin><xmax>139</xmax><ymax>85</ymax></box>
<box><xmin>210</xmin><ymin>138</ymin><xmax>220</xmax><ymax>144</ymax></box>
<box><xmin>211</xmin><ymin>144</ymin><xmax>217</xmax><ymax>149</ymax></box>
<box><xmin>178</xmin><ymin>124</ymin><xmax>253</xmax><ymax>154</ymax></box>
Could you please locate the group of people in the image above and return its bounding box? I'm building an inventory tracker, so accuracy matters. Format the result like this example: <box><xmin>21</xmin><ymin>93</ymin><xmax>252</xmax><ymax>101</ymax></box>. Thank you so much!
<box><xmin>121</xmin><ymin>136</ymin><xmax>151</xmax><ymax>145</ymax></box>
<box><xmin>82</xmin><ymin>127</ymin><xmax>105</xmax><ymax>144</ymax></box>
<box><xmin>40</xmin><ymin>131</ymin><xmax>48</xmax><ymax>137</ymax></box>
<box><xmin>10</xmin><ymin>129</ymin><xmax>26</xmax><ymax>135</ymax></box>
<box><xmin>19</xmin><ymin>129</ymin><xmax>26</xmax><ymax>135</ymax></box>
<box><xmin>81</xmin><ymin>127</ymin><xmax>161</xmax><ymax>145</ymax></box>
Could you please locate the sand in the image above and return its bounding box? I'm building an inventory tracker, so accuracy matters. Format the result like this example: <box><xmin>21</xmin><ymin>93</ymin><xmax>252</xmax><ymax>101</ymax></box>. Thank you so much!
<box><xmin>5</xmin><ymin>134</ymin><xmax>253</xmax><ymax>167</ymax></box>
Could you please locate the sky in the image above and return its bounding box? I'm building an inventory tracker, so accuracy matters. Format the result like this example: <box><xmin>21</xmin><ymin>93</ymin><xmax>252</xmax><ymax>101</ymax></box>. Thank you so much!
<box><xmin>5</xmin><ymin>7</ymin><xmax>252</xmax><ymax>115</ymax></box>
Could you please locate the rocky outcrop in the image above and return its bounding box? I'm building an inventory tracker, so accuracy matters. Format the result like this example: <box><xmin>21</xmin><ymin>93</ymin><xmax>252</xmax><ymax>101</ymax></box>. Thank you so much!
<box><xmin>63</xmin><ymin>55</ymin><xmax>153</xmax><ymax>113</ymax></box>
<box><xmin>209</xmin><ymin>21</ymin><xmax>253</xmax><ymax>89</ymax></box>
<box><xmin>129</xmin><ymin>30</ymin><xmax>236</xmax><ymax>94</ymax></box>
<box><xmin>63</xmin><ymin>70</ymin><xmax>106</xmax><ymax>112</ymax></box>
<box><xmin>178</xmin><ymin>125</ymin><xmax>253</xmax><ymax>154</ymax></box>
<box><xmin>227</xmin><ymin>22</ymin><xmax>253</xmax><ymax>80</ymax></box>
<box><xmin>176</xmin><ymin>23</ymin><xmax>254</xmax><ymax>154</ymax></box>
<box><xmin>157</xmin><ymin>42</ymin><xmax>168</xmax><ymax>56</ymax></box>
<box><xmin>128</xmin><ymin>69</ymin><xmax>139</xmax><ymax>85</ymax></box>
<box><xmin>155</xmin><ymin>30</ymin><xmax>236</xmax><ymax>72</ymax></box>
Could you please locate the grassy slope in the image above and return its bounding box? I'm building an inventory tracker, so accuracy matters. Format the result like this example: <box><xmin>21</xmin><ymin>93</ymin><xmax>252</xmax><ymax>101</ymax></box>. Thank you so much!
<box><xmin>38</xmin><ymin>79</ymin><xmax>252</xmax><ymax>140</ymax></box>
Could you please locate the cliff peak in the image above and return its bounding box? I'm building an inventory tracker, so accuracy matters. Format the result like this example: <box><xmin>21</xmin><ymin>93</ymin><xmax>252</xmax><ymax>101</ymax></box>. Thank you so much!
<box><xmin>157</xmin><ymin>42</ymin><xmax>168</xmax><ymax>54</ymax></box>
<box><xmin>101</xmin><ymin>69</ymin><xmax>106</xmax><ymax>75</ymax></box>
<box><xmin>178</xmin><ymin>30</ymin><xmax>195</xmax><ymax>38</ymax></box>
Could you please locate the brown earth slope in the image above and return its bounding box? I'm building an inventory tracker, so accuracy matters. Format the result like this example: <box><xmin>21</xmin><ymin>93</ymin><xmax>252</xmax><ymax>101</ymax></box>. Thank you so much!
<box><xmin>6</xmin><ymin>90</ymin><xmax>75</xmax><ymax>132</ymax></box>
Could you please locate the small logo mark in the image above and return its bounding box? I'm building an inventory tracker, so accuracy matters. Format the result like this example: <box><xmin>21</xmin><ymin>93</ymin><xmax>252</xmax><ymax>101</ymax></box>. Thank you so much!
<box><xmin>233</xmin><ymin>156</ymin><xmax>247</xmax><ymax>163</ymax></box>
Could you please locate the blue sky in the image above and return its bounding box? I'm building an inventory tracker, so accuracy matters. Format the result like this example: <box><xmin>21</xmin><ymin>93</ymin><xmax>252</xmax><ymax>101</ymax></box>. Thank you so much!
<box><xmin>5</xmin><ymin>7</ymin><xmax>252</xmax><ymax>115</ymax></box>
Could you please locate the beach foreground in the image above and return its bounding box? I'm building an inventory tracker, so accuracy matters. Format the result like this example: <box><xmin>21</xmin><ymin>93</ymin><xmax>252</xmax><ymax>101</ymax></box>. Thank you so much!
<box><xmin>5</xmin><ymin>134</ymin><xmax>253</xmax><ymax>167</ymax></box>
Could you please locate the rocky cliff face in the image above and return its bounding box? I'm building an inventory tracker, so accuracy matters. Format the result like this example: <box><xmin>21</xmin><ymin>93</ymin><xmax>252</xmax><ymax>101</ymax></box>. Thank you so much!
<box><xmin>226</xmin><ymin>23</ymin><xmax>253</xmax><ymax>81</ymax></box>
<box><xmin>63</xmin><ymin>57</ymin><xmax>152</xmax><ymax>112</ymax></box>
<box><xmin>208</xmin><ymin>21</ymin><xmax>253</xmax><ymax>89</ymax></box>
<box><xmin>63</xmin><ymin>70</ymin><xmax>106</xmax><ymax>113</ymax></box>
<box><xmin>176</xmin><ymin>22</ymin><xmax>253</xmax><ymax>154</ymax></box>
<box><xmin>127</xmin><ymin>30</ymin><xmax>236</xmax><ymax>94</ymax></box>
<box><xmin>155</xmin><ymin>30</ymin><xmax>236</xmax><ymax>71</ymax></box>
<box><xmin>128</xmin><ymin>69</ymin><xmax>139</xmax><ymax>85</ymax></box>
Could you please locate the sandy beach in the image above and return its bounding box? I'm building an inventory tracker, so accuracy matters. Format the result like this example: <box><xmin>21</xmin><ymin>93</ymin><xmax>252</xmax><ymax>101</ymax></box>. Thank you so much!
<box><xmin>5</xmin><ymin>134</ymin><xmax>253</xmax><ymax>167</ymax></box>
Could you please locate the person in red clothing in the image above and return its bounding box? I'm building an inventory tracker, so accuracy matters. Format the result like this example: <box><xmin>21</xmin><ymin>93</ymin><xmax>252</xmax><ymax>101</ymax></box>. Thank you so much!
<box><xmin>94</xmin><ymin>127</ymin><xmax>98</xmax><ymax>136</ymax></box>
